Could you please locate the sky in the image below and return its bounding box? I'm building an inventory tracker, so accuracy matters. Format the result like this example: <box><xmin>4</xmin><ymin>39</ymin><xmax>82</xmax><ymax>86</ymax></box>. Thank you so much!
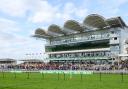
<box><xmin>0</xmin><ymin>0</ymin><xmax>128</xmax><ymax>60</ymax></box>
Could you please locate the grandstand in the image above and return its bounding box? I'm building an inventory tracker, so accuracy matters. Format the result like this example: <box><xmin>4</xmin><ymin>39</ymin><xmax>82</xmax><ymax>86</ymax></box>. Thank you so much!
<box><xmin>0</xmin><ymin>58</ymin><xmax>16</xmax><ymax>65</ymax></box>
<box><xmin>33</xmin><ymin>14</ymin><xmax>128</xmax><ymax>70</ymax></box>
<box><xmin>0</xmin><ymin>58</ymin><xmax>16</xmax><ymax>70</ymax></box>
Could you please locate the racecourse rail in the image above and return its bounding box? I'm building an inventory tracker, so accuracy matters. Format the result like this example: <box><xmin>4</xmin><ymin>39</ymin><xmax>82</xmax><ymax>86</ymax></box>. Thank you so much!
<box><xmin>0</xmin><ymin>70</ymin><xmax>128</xmax><ymax>74</ymax></box>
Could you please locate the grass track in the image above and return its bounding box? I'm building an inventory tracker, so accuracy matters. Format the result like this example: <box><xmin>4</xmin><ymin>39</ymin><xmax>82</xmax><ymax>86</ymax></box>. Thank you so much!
<box><xmin>0</xmin><ymin>72</ymin><xmax>128</xmax><ymax>89</ymax></box>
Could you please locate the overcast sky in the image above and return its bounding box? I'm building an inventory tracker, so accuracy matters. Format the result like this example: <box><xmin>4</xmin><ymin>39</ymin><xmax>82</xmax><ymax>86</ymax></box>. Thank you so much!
<box><xmin>0</xmin><ymin>0</ymin><xmax>128</xmax><ymax>60</ymax></box>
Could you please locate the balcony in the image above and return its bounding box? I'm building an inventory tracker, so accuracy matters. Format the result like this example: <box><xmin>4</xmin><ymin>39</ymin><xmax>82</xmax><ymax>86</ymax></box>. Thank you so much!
<box><xmin>46</xmin><ymin>56</ymin><xmax>111</xmax><ymax>60</ymax></box>
<box><xmin>46</xmin><ymin>35</ymin><xmax>110</xmax><ymax>46</ymax></box>
<box><xmin>46</xmin><ymin>48</ymin><xmax>111</xmax><ymax>61</ymax></box>
<box><xmin>46</xmin><ymin>48</ymin><xmax>110</xmax><ymax>54</ymax></box>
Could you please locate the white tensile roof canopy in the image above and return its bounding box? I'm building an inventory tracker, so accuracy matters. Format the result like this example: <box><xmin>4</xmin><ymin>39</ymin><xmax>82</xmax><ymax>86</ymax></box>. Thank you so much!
<box><xmin>47</xmin><ymin>24</ymin><xmax>65</xmax><ymax>37</ymax></box>
<box><xmin>83</xmin><ymin>14</ymin><xmax>107</xmax><ymax>29</ymax></box>
<box><xmin>33</xmin><ymin>14</ymin><xmax>127</xmax><ymax>39</ymax></box>
<box><xmin>106</xmin><ymin>17</ymin><xmax>126</xmax><ymax>28</ymax></box>
<box><xmin>63</xmin><ymin>20</ymin><xmax>84</xmax><ymax>34</ymax></box>
<box><xmin>34</xmin><ymin>28</ymin><xmax>52</xmax><ymax>39</ymax></box>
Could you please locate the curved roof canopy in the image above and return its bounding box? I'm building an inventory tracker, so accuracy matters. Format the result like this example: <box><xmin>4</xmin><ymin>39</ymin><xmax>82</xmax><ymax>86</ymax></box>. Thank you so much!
<box><xmin>48</xmin><ymin>24</ymin><xmax>65</xmax><ymax>36</ymax></box>
<box><xmin>106</xmin><ymin>17</ymin><xmax>126</xmax><ymax>28</ymax></box>
<box><xmin>35</xmin><ymin>28</ymin><xmax>46</xmax><ymax>35</ymax></box>
<box><xmin>33</xmin><ymin>14</ymin><xmax>127</xmax><ymax>40</ymax></box>
<box><xmin>34</xmin><ymin>28</ymin><xmax>51</xmax><ymax>39</ymax></box>
<box><xmin>64</xmin><ymin>20</ymin><xmax>84</xmax><ymax>33</ymax></box>
<box><xmin>83</xmin><ymin>14</ymin><xmax>107</xmax><ymax>29</ymax></box>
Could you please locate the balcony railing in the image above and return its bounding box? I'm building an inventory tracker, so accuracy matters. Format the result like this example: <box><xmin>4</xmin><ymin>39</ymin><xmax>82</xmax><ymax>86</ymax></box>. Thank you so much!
<box><xmin>46</xmin><ymin>34</ymin><xmax>110</xmax><ymax>46</ymax></box>
<box><xmin>46</xmin><ymin>56</ymin><xmax>111</xmax><ymax>60</ymax></box>
<box><xmin>46</xmin><ymin>48</ymin><xmax>110</xmax><ymax>54</ymax></box>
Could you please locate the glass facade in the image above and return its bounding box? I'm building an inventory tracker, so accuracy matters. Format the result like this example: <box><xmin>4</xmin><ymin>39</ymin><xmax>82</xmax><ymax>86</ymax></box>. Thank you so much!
<box><xmin>46</xmin><ymin>40</ymin><xmax>109</xmax><ymax>52</ymax></box>
<box><xmin>46</xmin><ymin>30</ymin><xmax>110</xmax><ymax>46</ymax></box>
<box><xmin>49</xmin><ymin>51</ymin><xmax>110</xmax><ymax>59</ymax></box>
<box><xmin>45</xmin><ymin>28</ymin><xmax>121</xmax><ymax>62</ymax></box>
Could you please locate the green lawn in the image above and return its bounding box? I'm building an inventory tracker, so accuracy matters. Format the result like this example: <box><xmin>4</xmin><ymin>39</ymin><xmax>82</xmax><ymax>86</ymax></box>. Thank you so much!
<box><xmin>0</xmin><ymin>72</ymin><xmax>128</xmax><ymax>89</ymax></box>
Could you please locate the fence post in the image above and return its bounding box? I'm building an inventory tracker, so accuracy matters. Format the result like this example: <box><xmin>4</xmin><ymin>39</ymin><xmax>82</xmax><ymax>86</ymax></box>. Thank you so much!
<box><xmin>14</xmin><ymin>72</ymin><xmax>16</xmax><ymax>79</ymax></box>
<box><xmin>42</xmin><ymin>72</ymin><xmax>44</xmax><ymax>79</ymax></box>
<box><xmin>100</xmin><ymin>72</ymin><xmax>101</xmax><ymax>81</ymax></box>
<box><xmin>2</xmin><ymin>69</ymin><xmax>4</xmax><ymax>78</ymax></box>
<box><xmin>69</xmin><ymin>72</ymin><xmax>72</xmax><ymax>80</ymax></box>
<box><xmin>27</xmin><ymin>71</ymin><xmax>30</xmax><ymax>79</ymax></box>
<box><xmin>58</xmin><ymin>72</ymin><xmax>59</xmax><ymax>80</ymax></box>
<box><xmin>121</xmin><ymin>72</ymin><xmax>124</xmax><ymax>82</ymax></box>
<box><xmin>63</xmin><ymin>72</ymin><xmax>65</xmax><ymax>80</ymax></box>
<box><xmin>80</xmin><ymin>72</ymin><xmax>83</xmax><ymax>81</ymax></box>
<box><xmin>14</xmin><ymin>67</ymin><xmax>16</xmax><ymax>79</ymax></box>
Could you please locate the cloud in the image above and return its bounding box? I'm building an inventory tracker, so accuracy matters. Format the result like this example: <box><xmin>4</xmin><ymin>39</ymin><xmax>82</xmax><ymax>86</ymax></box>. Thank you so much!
<box><xmin>0</xmin><ymin>0</ymin><xmax>88</xmax><ymax>24</ymax></box>
<box><xmin>95</xmin><ymin>0</ymin><xmax>128</xmax><ymax>17</ymax></box>
<box><xmin>28</xmin><ymin>1</ymin><xmax>58</xmax><ymax>23</ymax></box>
<box><xmin>0</xmin><ymin>17</ymin><xmax>45</xmax><ymax>59</ymax></box>
<box><xmin>0</xmin><ymin>17</ymin><xmax>21</xmax><ymax>43</ymax></box>
<box><xmin>0</xmin><ymin>33</ymin><xmax>45</xmax><ymax>59</ymax></box>
<box><xmin>61</xmin><ymin>2</ymin><xmax>88</xmax><ymax>22</ymax></box>
<box><xmin>0</xmin><ymin>17</ymin><xmax>26</xmax><ymax>49</ymax></box>
<box><xmin>0</xmin><ymin>0</ymin><xmax>30</xmax><ymax>17</ymax></box>
<box><xmin>28</xmin><ymin>1</ymin><xmax>88</xmax><ymax>24</ymax></box>
<box><xmin>0</xmin><ymin>18</ymin><xmax>20</xmax><ymax>32</ymax></box>
<box><xmin>0</xmin><ymin>0</ymin><xmax>127</xmax><ymax>23</ymax></box>
<box><xmin>98</xmin><ymin>0</ymin><xmax>128</xmax><ymax>7</ymax></box>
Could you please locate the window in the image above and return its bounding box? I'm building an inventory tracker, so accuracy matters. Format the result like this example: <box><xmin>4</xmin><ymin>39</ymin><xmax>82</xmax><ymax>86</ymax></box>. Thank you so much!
<box><xmin>114</xmin><ymin>37</ymin><xmax>117</xmax><ymax>40</ymax></box>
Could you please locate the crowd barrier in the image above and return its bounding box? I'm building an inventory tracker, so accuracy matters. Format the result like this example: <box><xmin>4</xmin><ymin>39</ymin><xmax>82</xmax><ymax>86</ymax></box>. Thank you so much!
<box><xmin>2</xmin><ymin>70</ymin><xmax>128</xmax><ymax>74</ymax></box>
<box><xmin>9</xmin><ymin>70</ymin><xmax>93</xmax><ymax>74</ymax></box>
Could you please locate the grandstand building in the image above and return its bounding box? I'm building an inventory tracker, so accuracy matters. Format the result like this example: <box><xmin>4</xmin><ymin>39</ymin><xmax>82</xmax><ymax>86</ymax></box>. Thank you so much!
<box><xmin>33</xmin><ymin>14</ymin><xmax>128</xmax><ymax>65</ymax></box>
<box><xmin>0</xmin><ymin>58</ymin><xmax>16</xmax><ymax>65</ymax></box>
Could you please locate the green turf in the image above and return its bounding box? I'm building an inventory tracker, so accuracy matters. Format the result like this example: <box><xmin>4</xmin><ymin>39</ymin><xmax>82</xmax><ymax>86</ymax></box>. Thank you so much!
<box><xmin>0</xmin><ymin>72</ymin><xmax>128</xmax><ymax>89</ymax></box>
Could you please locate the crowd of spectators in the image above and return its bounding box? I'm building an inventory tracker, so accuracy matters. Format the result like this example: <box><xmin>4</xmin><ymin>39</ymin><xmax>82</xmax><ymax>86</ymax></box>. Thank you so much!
<box><xmin>0</xmin><ymin>60</ymin><xmax>128</xmax><ymax>71</ymax></box>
